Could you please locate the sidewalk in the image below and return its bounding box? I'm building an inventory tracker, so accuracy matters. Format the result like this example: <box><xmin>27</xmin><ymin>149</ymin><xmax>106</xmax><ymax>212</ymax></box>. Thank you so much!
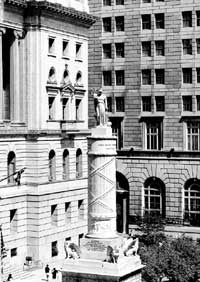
<box><xmin>11</xmin><ymin>260</ymin><xmax>65</xmax><ymax>282</ymax></box>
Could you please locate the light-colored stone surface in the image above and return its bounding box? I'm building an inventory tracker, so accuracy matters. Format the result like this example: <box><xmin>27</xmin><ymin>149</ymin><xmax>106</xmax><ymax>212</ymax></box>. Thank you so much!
<box><xmin>87</xmin><ymin>126</ymin><xmax>117</xmax><ymax>239</ymax></box>
<box><xmin>62</xmin><ymin>257</ymin><xmax>144</xmax><ymax>282</ymax></box>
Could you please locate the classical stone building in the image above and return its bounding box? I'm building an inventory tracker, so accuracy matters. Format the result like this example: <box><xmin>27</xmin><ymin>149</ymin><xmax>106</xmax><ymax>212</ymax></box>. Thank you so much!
<box><xmin>0</xmin><ymin>0</ymin><xmax>95</xmax><ymax>273</ymax></box>
<box><xmin>88</xmin><ymin>0</ymin><xmax>200</xmax><ymax>237</ymax></box>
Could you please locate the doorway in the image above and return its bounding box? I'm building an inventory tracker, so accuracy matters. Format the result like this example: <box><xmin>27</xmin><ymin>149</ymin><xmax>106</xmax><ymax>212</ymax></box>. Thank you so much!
<box><xmin>116</xmin><ymin>171</ymin><xmax>129</xmax><ymax>234</ymax></box>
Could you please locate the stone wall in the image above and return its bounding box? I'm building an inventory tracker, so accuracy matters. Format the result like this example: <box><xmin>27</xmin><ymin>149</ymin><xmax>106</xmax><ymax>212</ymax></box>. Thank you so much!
<box><xmin>117</xmin><ymin>152</ymin><xmax>200</xmax><ymax>233</ymax></box>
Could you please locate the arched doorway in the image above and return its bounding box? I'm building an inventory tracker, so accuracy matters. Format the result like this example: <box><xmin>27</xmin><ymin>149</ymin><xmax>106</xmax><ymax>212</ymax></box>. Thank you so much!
<box><xmin>116</xmin><ymin>171</ymin><xmax>129</xmax><ymax>234</ymax></box>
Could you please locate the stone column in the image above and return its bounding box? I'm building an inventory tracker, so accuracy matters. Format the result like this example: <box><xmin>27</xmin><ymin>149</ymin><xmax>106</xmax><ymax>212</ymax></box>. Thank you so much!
<box><xmin>11</xmin><ymin>30</ymin><xmax>23</xmax><ymax>122</ymax></box>
<box><xmin>123</xmin><ymin>197</ymin><xmax>127</xmax><ymax>234</ymax></box>
<box><xmin>87</xmin><ymin>126</ymin><xmax>117</xmax><ymax>239</ymax></box>
<box><xmin>0</xmin><ymin>28</ymin><xmax>5</xmax><ymax>123</ymax></box>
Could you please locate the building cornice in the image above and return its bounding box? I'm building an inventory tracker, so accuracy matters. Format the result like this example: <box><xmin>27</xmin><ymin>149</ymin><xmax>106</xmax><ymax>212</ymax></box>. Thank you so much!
<box><xmin>4</xmin><ymin>0</ymin><xmax>97</xmax><ymax>27</ymax></box>
<box><xmin>117</xmin><ymin>149</ymin><xmax>200</xmax><ymax>160</ymax></box>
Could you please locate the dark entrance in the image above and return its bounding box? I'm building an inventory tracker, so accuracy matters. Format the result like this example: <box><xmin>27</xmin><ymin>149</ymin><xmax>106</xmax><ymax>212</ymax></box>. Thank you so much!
<box><xmin>116</xmin><ymin>171</ymin><xmax>129</xmax><ymax>234</ymax></box>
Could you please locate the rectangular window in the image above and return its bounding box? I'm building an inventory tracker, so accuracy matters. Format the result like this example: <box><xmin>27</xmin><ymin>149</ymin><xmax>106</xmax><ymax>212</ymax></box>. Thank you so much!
<box><xmin>115</xmin><ymin>43</ymin><xmax>124</xmax><ymax>58</ymax></box>
<box><xmin>142</xmin><ymin>96</ymin><xmax>151</xmax><ymax>112</ymax></box>
<box><xmin>155</xmin><ymin>40</ymin><xmax>165</xmax><ymax>56</ymax></box>
<box><xmin>183</xmin><ymin>68</ymin><xmax>192</xmax><ymax>84</ymax></box>
<box><xmin>48</xmin><ymin>97</ymin><xmax>55</xmax><ymax>120</ymax></box>
<box><xmin>142</xmin><ymin>69</ymin><xmax>151</xmax><ymax>85</ymax></box>
<box><xmin>79</xmin><ymin>234</ymin><xmax>84</xmax><ymax>247</ymax></box>
<box><xmin>111</xmin><ymin>118</ymin><xmax>123</xmax><ymax>149</ymax></box>
<box><xmin>116</xmin><ymin>0</ymin><xmax>124</xmax><ymax>4</ymax></box>
<box><xmin>182</xmin><ymin>11</ymin><xmax>192</xmax><ymax>28</ymax></box>
<box><xmin>115</xmin><ymin>70</ymin><xmax>124</xmax><ymax>85</ymax></box>
<box><xmin>75</xmin><ymin>43</ymin><xmax>82</xmax><ymax>60</ymax></box>
<box><xmin>62</xmin><ymin>40</ymin><xmax>69</xmax><ymax>57</ymax></box>
<box><xmin>183</xmin><ymin>96</ymin><xmax>192</xmax><ymax>111</ymax></box>
<box><xmin>116</xmin><ymin>97</ymin><xmax>124</xmax><ymax>112</ymax></box>
<box><xmin>10</xmin><ymin>209</ymin><xmax>17</xmax><ymax>233</ymax></box>
<box><xmin>155</xmin><ymin>13</ymin><xmax>165</xmax><ymax>29</ymax></box>
<box><xmin>156</xmin><ymin>96</ymin><xmax>165</xmax><ymax>111</ymax></box>
<box><xmin>197</xmin><ymin>39</ymin><xmax>200</xmax><ymax>54</ymax></box>
<box><xmin>115</xmin><ymin>16</ymin><xmax>124</xmax><ymax>32</ymax></box>
<box><xmin>103</xmin><ymin>17</ymin><xmax>112</xmax><ymax>32</ymax></box>
<box><xmin>146</xmin><ymin>121</ymin><xmax>162</xmax><ymax>150</ymax></box>
<box><xmin>51</xmin><ymin>204</ymin><xmax>58</xmax><ymax>226</ymax></box>
<box><xmin>144</xmin><ymin>185</ymin><xmax>161</xmax><ymax>216</ymax></box>
<box><xmin>142</xmin><ymin>41</ymin><xmax>151</xmax><ymax>57</ymax></box>
<box><xmin>156</xmin><ymin>0</ymin><xmax>164</xmax><ymax>2</ymax></box>
<box><xmin>78</xmin><ymin>200</ymin><xmax>84</xmax><ymax>220</ymax></box>
<box><xmin>107</xmin><ymin>97</ymin><xmax>112</xmax><ymax>112</ymax></box>
<box><xmin>187</xmin><ymin>122</ymin><xmax>200</xmax><ymax>150</ymax></box>
<box><xmin>103</xmin><ymin>71</ymin><xmax>112</xmax><ymax>86</ymax></box>
<box><xmin>142</xmin><ymin>15</ymin><xmax>151</xmax><ymax>29</ymax></box>
<box><xmin>182</xmin><ymin>39</ymin><xmax>192</xmax><ymax>55</ymax></box>
<box><xmin>197</xmin><ymin>68</ymin><xmax>200</xmax><ymax>83</ymax></box>
<box><xmin>143</xmin><ymin>0</ymin><xmax>151</xmax><ymax>2</ymax></box>
<box><xmin>11</xmin><ymin>248</ymin><xmax>17</xmax><ymax>257</ymax></box>
<box><xmin>75</xmin><ymin>99</ymin><xmax>81</xmax><ymax>120</ymax></box>
<box><xmin>65</xmin><ymin>202</ymin><xmax>71</xmax><ymax>224</ymax></box>
<box><xmin>197</xmin><ymin>96</ymin><xmax>200</xmax><ymax>111</ymax></box>
<box><xmin>51</xmin><ymin>241</ymin><xmax>58</xmax><ymax>257</ymax></box>
<box><xmin>48</xmin><ymin>37</ymin><xmax>55</xmax><ymax>54</ymax></box>
<box><xmin>155</xmin><ymin>69</ymin><xmax>165</xmax><ymax>84</ymax></box>
<box><xmin>103</xmin><ymin>0</ymin><xmax>111</xmax><ymax>5</ymax></box>
<box><xmin>197</xmin><ymin>11</ymin><xmax>200</xmax><ymax>26</ymax></box>
<box><xmin>103</xmin><ymin>44</ymin><xmax>112</xmax><ymax>59</ymax></box>
<box><xmin>62</xmin><ymin>98</ymin><xmax>68</xmax><ymax>120</ymax></box>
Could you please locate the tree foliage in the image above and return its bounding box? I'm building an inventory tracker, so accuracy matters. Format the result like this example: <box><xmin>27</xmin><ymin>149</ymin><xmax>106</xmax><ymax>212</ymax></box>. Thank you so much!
<box><xmin>139</xmin><ymin>232</ymin><xmax>200</xmax><ymax>282</ymax></box>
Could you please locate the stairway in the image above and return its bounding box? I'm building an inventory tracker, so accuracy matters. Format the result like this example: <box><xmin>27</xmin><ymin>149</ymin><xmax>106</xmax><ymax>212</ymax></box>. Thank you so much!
<box><xmin>2</xmin><ymin>264</ymin><xmax>35</xmax><ymax>281</ymax></box>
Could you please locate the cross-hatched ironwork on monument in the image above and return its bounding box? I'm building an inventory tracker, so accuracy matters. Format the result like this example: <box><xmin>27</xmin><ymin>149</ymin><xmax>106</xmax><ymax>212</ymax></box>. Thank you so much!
<box><xmin>88</xmin><ymin>157</ymin><xmax>115</xmax><ymax>213</ymax></box>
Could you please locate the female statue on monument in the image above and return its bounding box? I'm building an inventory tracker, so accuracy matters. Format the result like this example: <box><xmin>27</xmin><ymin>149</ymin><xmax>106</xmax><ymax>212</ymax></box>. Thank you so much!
<box><xmin>93</xmin><ymin>88</ymin><xmax>107</xmax><ymax>126</ymax></box>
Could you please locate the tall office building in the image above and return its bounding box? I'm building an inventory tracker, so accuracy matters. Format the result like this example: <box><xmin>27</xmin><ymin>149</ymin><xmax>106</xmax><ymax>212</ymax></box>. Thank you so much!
<box><xmin>88</xmin><ymin>0</ymin><xmax>200</xmax><ymax>237</ymax></box>
<box><xmin>0</xmin><ymin>0</ymin><xmax>95</xmax><ymax>273</ymax></box>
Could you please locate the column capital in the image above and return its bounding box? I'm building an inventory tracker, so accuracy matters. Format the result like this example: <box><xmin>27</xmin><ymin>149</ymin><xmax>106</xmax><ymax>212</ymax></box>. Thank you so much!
<box><xmin>0</xmin><ymin>27</ymin><xmax>6</xmax><ymax>35</ymax></box>
<box><xmin>13</xmin><ymin>29</ymin><xmax>26</xmax><ymax>40</ymax></box>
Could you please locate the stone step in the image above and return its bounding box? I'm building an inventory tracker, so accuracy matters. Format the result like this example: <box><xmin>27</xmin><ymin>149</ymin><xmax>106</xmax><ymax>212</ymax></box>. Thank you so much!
<box><xmin>2</xmin><ymin>264</ymin><xmax>34</xmax><ymax>281</ymax></box>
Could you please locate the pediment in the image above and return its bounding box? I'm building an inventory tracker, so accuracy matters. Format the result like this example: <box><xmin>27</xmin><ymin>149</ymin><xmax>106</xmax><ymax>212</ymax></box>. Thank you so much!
<box><xmin>61</xmin><ymin>83</ymin><xmax>75</xmax><ymax>93</ymax></box>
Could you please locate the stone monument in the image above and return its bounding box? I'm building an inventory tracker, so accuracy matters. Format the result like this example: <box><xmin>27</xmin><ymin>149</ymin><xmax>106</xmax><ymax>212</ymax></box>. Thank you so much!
<box><xmin>61</xmin><ymin>89</ymin><xmax>144</xmax><ymax>282</ymax></box>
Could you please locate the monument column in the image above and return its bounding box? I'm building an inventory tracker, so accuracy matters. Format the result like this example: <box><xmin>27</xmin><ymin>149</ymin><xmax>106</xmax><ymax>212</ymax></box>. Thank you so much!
<box><xmin>87</xmin><ymin>125</ymin><xmax>117</xmax><ymax>239</ymax></box>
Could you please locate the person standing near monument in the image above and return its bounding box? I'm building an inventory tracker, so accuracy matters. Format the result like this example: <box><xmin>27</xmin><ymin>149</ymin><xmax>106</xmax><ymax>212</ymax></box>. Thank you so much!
<box><xmin>45</xmin><ymin>264</ymin><xmax>50</xmax><ymax>281</ymax></box>
<box><xmin>93</xmin><ymin>88</ymin><xmax>107</xmax><ymax>126</ymax></box>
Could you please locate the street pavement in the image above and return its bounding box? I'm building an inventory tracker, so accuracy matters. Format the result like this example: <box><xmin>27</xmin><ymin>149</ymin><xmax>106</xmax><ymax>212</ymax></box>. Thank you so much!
<box><xmin>10</xmin><ymin>259</ymin><xmax>65</xmax><ymax>282</ymax></box>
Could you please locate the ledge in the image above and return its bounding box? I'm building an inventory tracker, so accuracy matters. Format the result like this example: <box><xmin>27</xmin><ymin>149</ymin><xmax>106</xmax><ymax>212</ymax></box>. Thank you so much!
<box><xmin>117</xmin><ymin>149</ymin><xmax>200</xmax><ymax>159</ymax></box>
<box><xmin>5</xmin><ymin>0</ymin><xmax>97</xmax><ymax>27</ymax></box>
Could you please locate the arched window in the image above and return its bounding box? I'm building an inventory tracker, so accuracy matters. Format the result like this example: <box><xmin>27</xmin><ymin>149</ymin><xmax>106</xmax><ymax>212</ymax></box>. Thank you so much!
<box><xmin>49</xmin><ymin>150</ymin><xmax>56</xmax><ymax>182</ymax></box>
<box><xmin>7</xmin><ymin>151</ymin><xmax>16</xmax><ymax>184</ymax></box>
<box><xmin>63</xmin><ymin>70</ymin><xmax>70</xmax><ymax>85</ymax></box>
<box><xmin>76</xmin><ymin>149</ymin><xmax>82</xmax><ymax>178</ymax></box>
<box><xmin>48</xmin><ymin>67</ymin><xmax>56</xmax><ymax>83</ymax></box>
<box><xmin>63</xmin><ymin>149</ymin><xmax>69</xmax><ymax>180</ymax></box>
<box><xmin>184</xmin><ymin>178</ymin><xmax>200</xmax><ymax>226</ymax></box>
<box><xmin>76</xmin><ymin>71</ymin><xmax>82</xmax><ymax>86</ymax></box>
<box><xmin>144</xmin><ymin>177</ymin><xmax>165</xmax><ymax>218</ymax></box>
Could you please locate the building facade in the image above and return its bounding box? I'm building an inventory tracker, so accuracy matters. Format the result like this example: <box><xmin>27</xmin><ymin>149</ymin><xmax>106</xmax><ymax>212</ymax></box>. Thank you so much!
<box><xmin>88</xmin><ymin>0</ymin><xmax>200</xmax><ymax>237</ymax></box>
<box><xmin>0</xmin><ymin>0</ymin><xmax>95</xmax><ymax>272</ymax></box>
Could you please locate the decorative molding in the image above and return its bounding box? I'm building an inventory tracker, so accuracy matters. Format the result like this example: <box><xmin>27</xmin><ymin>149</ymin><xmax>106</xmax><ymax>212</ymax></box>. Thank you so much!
<box><xmin>4</xmin><ymin>0</ymin><xmax>96</xmax><ymax>27</ymax></box>
<box><xmin>0</xmin><ymin>27</ymin><xmax>6</xmax><ymax>35</ymax></box>
<box><xmin>13</xmin><ymin>29</ymin><xmax>26</xmax><ymax>39</ymax></box>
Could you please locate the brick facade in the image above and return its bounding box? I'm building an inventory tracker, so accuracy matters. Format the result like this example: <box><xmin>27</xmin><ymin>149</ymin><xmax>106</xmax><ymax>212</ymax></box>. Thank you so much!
<box><xmin>88</xmin><ymin>0</ymin><xmax>200</xmax><ymax>236</ymax></box>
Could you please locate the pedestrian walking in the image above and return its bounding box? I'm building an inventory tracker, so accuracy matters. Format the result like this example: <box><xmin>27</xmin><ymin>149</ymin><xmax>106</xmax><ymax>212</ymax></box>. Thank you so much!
<box><xmin>45</xmin><ymin>264</ymin><xmax>50</xmax><ymax>281</ymax></box>
<box><xmin>6</xmin><ymin>274</ymin><xmax>13</xmax><ymax>281</ymax></box>
<box><xmin>51</xmin><ymin>267</ymin><xmax>58</xmax><ymax>280</ymax></box>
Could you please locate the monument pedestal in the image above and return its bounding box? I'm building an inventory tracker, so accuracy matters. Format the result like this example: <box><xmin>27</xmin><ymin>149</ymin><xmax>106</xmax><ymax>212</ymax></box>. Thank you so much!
<box><xmin>61</xmin><ymin>125</ymin><xmax>144</xmax><ymax>282</ymax></box>
<box><xmin>62</xmin><ymin>256</ymin><xmax>144</xmax><ymax>282</ymax></box>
